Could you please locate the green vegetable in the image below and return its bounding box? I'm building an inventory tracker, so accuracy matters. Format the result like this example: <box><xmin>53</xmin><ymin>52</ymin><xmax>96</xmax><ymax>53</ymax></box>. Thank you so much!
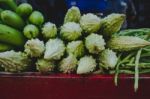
<box><xmin>85</xmin><ymin>33</ymin><xmax>105</xmax><ymax>54</ymax></box>
<box><xmin>99</xmin><ymin>49</ymin><xmax>118</xmax><ymax>69</ymax></box>
<box><xmin>118</xmin><ymin>28</ymin><xmax>150</xmax><ymax>36</ymax></box>
<box><xmin>0</xmin><ymin>24</ymin><xmax>26</xmax><ymax>47</ymax></box>
<box><xmin>101</xmin><ymin>13</ymin><xmax>125</xmax><ymax>37</ymax></box>
<box><xmin>23</xmin><ymin>24</ymin><xmax>39</xmax><ymax>39</ymax></box>
<box><xmin>108</xmin><ymin>36</ymin><xmax>150</xmax><ymax>52</ymax></box>
<box><xmin>60</xmin><ymin>22</ymin><xmax>82</xmax><ymax>41</ymax></box>
<box><xmin>24</xmin><ymin>39</ymin><xmax>45</xmax><ymax>57</ymax></box>
<box><xmin>1</xmin><ymin>10</ymin><xmax>25</xmax><ymax>29</ymax></box>
<box><xmin>118</xmin><ymin>28</ymin><xmax>150</xmax><ymax>40</ymax></box>
<box><xmin>0</xmin><ymin>8</ymin><xmax>3</xmax><ymax>12</ymax></box>
<box><xmin>67</xmin><ymin>40</ymin><xmax>84</xmax><ymax>58</ymax></box>
<box><xmin>29</xmin><ymin>11</ymin><xmax>44</xmax><ymax>26</ymax></box>
<box><xmin>16</xmin><ymin>3</ymin><xmax>33</xmax><ymax>18</ymax></box>
<box><xmin>64</xmin><ymin>6</ymin><xmax>81</xmax><ymax>23</ymax></box>
<box><xmin>44</xmin><ymin>38</ymin><xmax>65</xmax><ymax>60</ymax></box>
<box><xmin>42</xmin><ymin>22</ymin><xmax>57</xmax><ymax>39</ymax></box>
<box><xmin>59</xmin><ymin>54</ymin><xmax>77</xmax><ymax>73</ymax></box>
<box><xmin>0</xmin><ymin>0</ymin><xmax>17</xmax><ymax>11</ymax></box>
<box><xmin>134</xmin><ymin>49</ymin><xmax>142</xmax><ymax>92</ymax></box>
<box><xmin>0</xmin><ymin>8</ymin><xmax>4</xmax><ymax>20</ymax></box>
<box><xmin>0</xmin><ymin>65</ymin><xmax>4</xmax><ymax>71</ymax></box>
<box><xmin>114</xmin><ymin>53</ymin><xmax>135</xmax><ymax>86</ymax></box>
<box><xmin>0</xmin><ymin>50</ymin><xmax>31</xmax><ymax>72</ymax></box>
<box><xmin>0</xmin><ymin>42</ymin><xmax>14</xmax><ymax>52</ymax></box>
<box><xmin>80</xmin><ymin>13</ymin><xmax>101</xmax><ymax>34</ymax></box>
<box><xmin>36</xmin><ymin>58</ymin><xmax>55</xmax><ymax>74</ymax></box>
<box><xmin>0</xmin><ymin>20</ymin><xmax>2</xmax><ymax>24</ymax></box>
<box><xmin>77</xmin><ymin>56</ymin><xmax>96</xmax><ymax>74</ymax></box>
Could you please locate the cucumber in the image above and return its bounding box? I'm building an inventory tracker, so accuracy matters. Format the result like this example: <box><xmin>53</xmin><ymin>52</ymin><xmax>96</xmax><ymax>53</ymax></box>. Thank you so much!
<box><xmin>0</xmin><ymin>24</ymin><xmax>26</xmax><ymax>47</ymax></box>
<box><xmin>1</xmin><ymin>10</ymin><xmax>25</xmax><ymax>29</ymax></box>
<box><xmin>16</xmin><ymin>3</ymin><xmax>33</xmax><ymax>18</ymax></box>
<box><xmin>0</xmin><ymin>42</ymin><xmax>14</xmax><ymax>52</ymax></box>
<box><xmin>0</xmin><ymin>0</ymin><xmax>17</xmax><ymax>11</ymax></box>
<box><xmin>29</xmin><ymin>11</ymin><xmax>44</xmax><ymax>26</ymax></box>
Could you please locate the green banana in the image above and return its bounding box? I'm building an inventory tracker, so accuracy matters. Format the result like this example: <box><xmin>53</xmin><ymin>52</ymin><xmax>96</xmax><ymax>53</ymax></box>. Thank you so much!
<box><xmin>0</xmin><ymin>42</ymin><xmax>14</xmax><ymax>52</ymax></box>
<box><xmin>0</xmin><ymin>24</ymin><xmax>26</xmax><ymax>47</ymax></box>
<box><xmin>1</xmin><ymin>10</ymin><xmax>25</xmax><ymax>29</ymax></box>
<box><xmin>0</xmin><ymin>0</ymin><xmax>17</xmax><ymax>11</ymax></box>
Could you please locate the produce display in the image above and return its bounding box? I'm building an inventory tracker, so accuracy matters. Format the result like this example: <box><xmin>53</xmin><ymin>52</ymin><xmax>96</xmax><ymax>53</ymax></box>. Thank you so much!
<box><xmin>0</xmin><ymin>1</ymin><xmax>150</xmax><ymax>92</ymax></box>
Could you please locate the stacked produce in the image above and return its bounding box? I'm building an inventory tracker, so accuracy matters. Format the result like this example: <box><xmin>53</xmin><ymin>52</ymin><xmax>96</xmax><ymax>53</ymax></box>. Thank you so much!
<box><xmin>0</xmin><ymin>1</ymin><xmax>150</xmax><ymax>92</ymax></box>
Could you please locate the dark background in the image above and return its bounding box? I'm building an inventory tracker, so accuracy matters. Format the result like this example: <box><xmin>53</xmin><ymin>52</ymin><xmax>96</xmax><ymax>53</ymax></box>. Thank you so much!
<box><xmin>17</xmin><ymin>0</ymin><xmax>150</xmax><ymax>28</ymax></box>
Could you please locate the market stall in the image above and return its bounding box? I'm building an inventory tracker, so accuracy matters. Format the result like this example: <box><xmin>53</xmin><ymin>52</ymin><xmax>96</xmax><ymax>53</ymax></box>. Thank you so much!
<box><xmin>0</xmin><ymin>0</ymin><xmax>150</xmax><ymax>99</ymax></box>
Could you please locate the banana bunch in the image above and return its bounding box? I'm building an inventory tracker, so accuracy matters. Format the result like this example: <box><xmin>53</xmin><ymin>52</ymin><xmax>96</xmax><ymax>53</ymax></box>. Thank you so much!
<box><xmin>0</xmin><ymin>1</ymin><xmax>45</xmax><ymax>52</ymax></box>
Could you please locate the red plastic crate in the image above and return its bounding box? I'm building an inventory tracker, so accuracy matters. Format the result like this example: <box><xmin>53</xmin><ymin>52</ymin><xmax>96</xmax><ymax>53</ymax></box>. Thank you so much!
<box><xmin>0</xmin><ymin>72</ymin><xmax>150</xmax><ymax>99</ymax></box>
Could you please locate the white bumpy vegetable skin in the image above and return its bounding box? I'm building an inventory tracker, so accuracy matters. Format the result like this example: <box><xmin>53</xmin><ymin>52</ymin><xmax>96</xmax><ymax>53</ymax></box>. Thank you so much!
<box><xmin>36</xmin><ymin>58</ymin><xmax>55</xmax><ymax>74</ymax></box>
<box><xmin>77</xmin><ymin>56</ymin><xmax>96</xmax><ymax>74</ymax></box>
<box><xmin>24</xmin><ymin>39</ymin><xmax>45</xmax><ymax>57</ymax></box>
<box><xmin>101</xmin><ymin>13</ymin><xmax>126</xmax><ymax>37</ymax></box>
<box><xmin>42</xmin><ymin>22</ymin><xmax>57</xmax><ymax>39</ymax></box>
<box><xmin>0</xmin><ymin>50</ymin><xmax>31</xmax><ymax>72</ymax></box>
<box><xmin>59</xmin><ymin>54</ymin><xmax>78</xmax><ymax>73</ymax></box>
<box><xmin>60</xmin><ymin>22</ymin><xmax>82</xmax><ymax>41</ymax></box>
<box><xmin>44</xmin><ymin>38</ymin><xmax>65</xmax><ymax>60</ymax></box>
<box><xmin>64</xmin><ymin>6</ymin><xmax>81</xmax><ymax>23</ymax></box>
<box><xmin>67</xmin><ymin>40</ymin><xmax>84</xmax><ymax>58</ymax></box>
<box><xmin>107</xmin><ymin>36</ymin><xmax>150</xmax><ymax>51</ymax></box>
<box><xmin>99</xmin><ymin>49</ymin><xmax>118</xmax><ymax>69</ymax></box>
<box><xmin>80</xmin><ymin>13</ymin><xmax>101</xmax><ymax>34</ymax></box>
<box><xmin>85</xmin><ymin>33</ymin><xmax>106</xmax><ymax>54</ymax></box>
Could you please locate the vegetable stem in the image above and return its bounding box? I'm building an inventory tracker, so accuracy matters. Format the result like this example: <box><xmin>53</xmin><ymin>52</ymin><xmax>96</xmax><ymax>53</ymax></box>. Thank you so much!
<box><xmin>134</xmin><ymin>48</ymin><xmax>142</xmax><ymax>92</ymax></box>
<box><xmin>114</xmin><ymin>53</ymin><xmax>135</xmax><ymax>86</ymax></box>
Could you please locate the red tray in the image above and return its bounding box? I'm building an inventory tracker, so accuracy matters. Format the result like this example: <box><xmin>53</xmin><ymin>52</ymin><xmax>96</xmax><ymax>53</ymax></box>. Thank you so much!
<box><xmin>0</xmin><ymin>72</ymin><xmax>150</xmax><ymax>99</ymax></box>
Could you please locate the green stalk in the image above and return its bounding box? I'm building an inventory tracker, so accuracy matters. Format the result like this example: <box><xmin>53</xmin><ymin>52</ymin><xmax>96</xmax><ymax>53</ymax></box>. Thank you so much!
<box><xmin>0</xmin><ymin>8</ymin><xmax>3</xmax><ymax>12</ymax></box>
<box><xmin>129</xmin><ymin>57</ymin><xmax>135</xmax><ymax>64</ymax></box>
<box><xmin>140</xmin><ymin>69</ymin><xmax>150</xmax><ymax>74</ymax></box>
<box><xmin>114</xmin><ymin>53</ymin><xmax>135</xmax><ymax>86</ymax></box>
<box><xmin>110</xmin><ymin>69</ymin><xmax>134</xmax><ymax>74</ymax></box>
<box><xmin>134</xmin><ymin>48</ymin><xmax>142</xmax><ymax>92</ymax></box>
<box><xmin>110</xmin><ymin>69</ymin><xmax>150</xmax><ymax>74</ymax></box>
<box><xmin>0</xmin><ymin>8</ymin><xmax>3</xmax><ymax>20</ymax></box>
<box><xmin>125</xmin><ymin>63</ymin><xmax>150</xmax><ymax>69</ymax></box>
<box><xmin>142</xmin><ymin>48</ymin><xmax>150</xmax><ymax>52</ymax></box>
<box><xmin>141</xmin><ymin>52</ymin><xmax>150</xmax><ymax>57</ymax></box>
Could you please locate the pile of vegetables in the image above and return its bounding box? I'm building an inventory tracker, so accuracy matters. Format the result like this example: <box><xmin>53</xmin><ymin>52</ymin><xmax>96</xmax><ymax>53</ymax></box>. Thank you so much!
<box><xmin>0</xmin><ymin>1</ymin><xmax>150</xmax><ymax>92</ymax></box>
